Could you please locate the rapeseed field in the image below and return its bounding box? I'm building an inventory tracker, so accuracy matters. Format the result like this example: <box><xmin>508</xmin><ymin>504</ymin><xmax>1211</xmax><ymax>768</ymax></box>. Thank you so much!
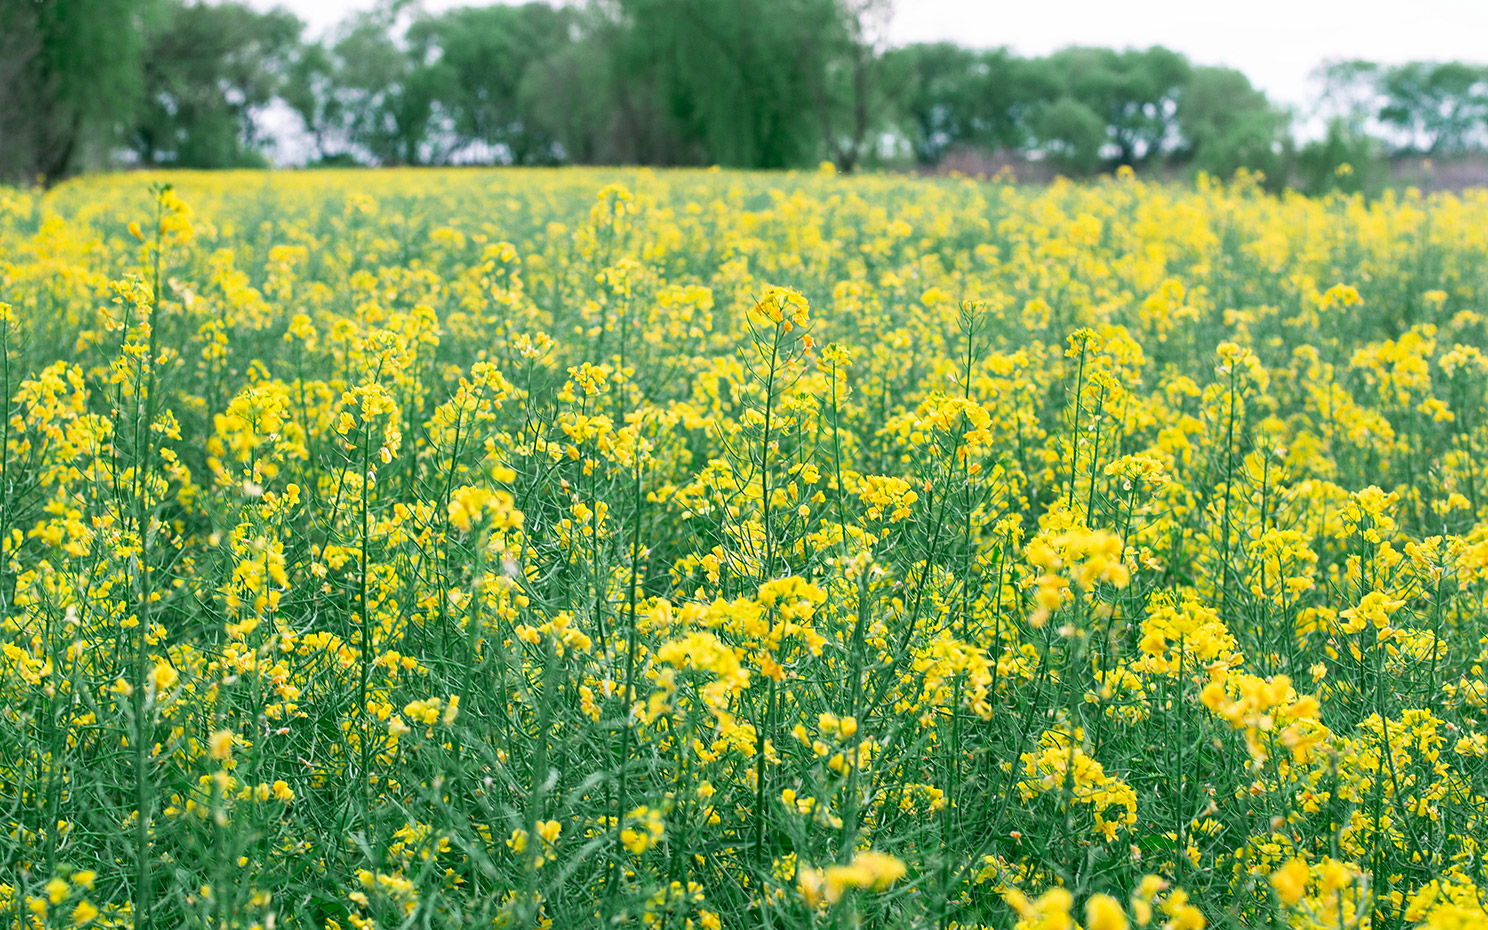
<box><xmin>1</xmin><ymin>167</ymin><xmax>1486</xmax><ymax>929</ymax></box>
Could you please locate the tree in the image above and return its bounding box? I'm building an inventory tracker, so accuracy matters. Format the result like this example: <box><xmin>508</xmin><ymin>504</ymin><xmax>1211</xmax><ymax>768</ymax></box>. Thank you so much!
<box><xmin>1312</xmin><ymin>60</ymin><xmax>1384</xmax><ymax>137</ymax></box>
<box><xmin>1031</xmin><ymin>46</ymin><xmax>1192</xmax><ymax>167</ymax></box>
<box><xmin>1298</xmin><ymin>118</ymin><xmax>1384</xmax><ymax>195</ymax></box>
<box><xmin>520</xmin><ymin>34</ymin><xmax>628</xmax><ymax>164</ymax></box>
<box><xmin>329</xmin><ymin>7</ymin><xmax>454</xmax><ymax>166</ymax></box>
<box><xmin>885</xmin><ymin>44</ymin><xmax>1032</xmax><ymax>166</ymax></box>
<box><xmin>406</xmin><ymin>3</ymin><xmax>575</xmax><ymax>165</ymax></box>
<box><xmin>885</xmin><ymin>43</ymin><xmax>983</xmax><ymax>166</ymax></box>
<box><xmin>813</xmin><ymin>0</ymin><xmax>893</xmax><ymax>172</ymax></box>
<box><xmin>133</xmin><ymin>2</ymin><xmax>305</xmax><ymax>168</ymax></box>
<box><xmin>0</xmin><ymin>0</ymin><xmax>152</xmax><ymax>185</ymax></box>
<box><xmin>1031</xmin><ymin>96</ymin><xmax>1107</xmax><ymax>175</ymax></box>
<box><xmin>1178</xmin><ymin>66</ymin><xmax>1291</xmax><ymax>183</ymax></box>
<box><xmin>0</xmin><ymin>3</ymin><xmax>44</xmax><ymax>183</ymax></box>
<box><xmin>283</xmin><ymin>41</ymin><xmax>354</xmax><ymax>164</ymax></box>
<box><xmin>614</xmin><ymin>0</ymin><xmax>847</xmax><ymax>168</ymax></box>
<box><xmin>1378</xmin><ymin>61</ymin><xmax>1488</xmax><ymax>155</ymax></box>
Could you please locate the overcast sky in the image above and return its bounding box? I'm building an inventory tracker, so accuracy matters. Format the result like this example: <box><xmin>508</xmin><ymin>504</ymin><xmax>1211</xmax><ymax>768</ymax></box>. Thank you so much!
<box><xmin>263</xmin><ymin>0</ymin><xmax>1488</xmax><ymax>109</ymax></box>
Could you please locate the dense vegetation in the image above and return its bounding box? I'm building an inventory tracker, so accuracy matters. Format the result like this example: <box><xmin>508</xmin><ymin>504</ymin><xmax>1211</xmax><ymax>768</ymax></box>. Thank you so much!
<box><xmin>1</xmin><ymin>167</ymin><xmax>1488</xmax><ymax>928</ymax></box>
<box><xmin>5</xmin><ymin>0</ymin><xmax>1488</xmax><ymax>189</ymax></box>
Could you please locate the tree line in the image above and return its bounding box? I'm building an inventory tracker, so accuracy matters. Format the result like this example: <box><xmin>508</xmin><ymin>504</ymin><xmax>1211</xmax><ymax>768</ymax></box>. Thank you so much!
<box><xmin>5</xmin><ymin>0</ymin><xmax>1488</xmax><ymax>190</ymax></box>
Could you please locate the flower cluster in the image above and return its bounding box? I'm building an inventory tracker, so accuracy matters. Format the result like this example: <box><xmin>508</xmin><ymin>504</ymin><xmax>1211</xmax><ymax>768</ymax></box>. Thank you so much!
<box><xmin>0</xmin><ymin>168</ymin><xmax>1486</xmax><ymax>929</ymax></box>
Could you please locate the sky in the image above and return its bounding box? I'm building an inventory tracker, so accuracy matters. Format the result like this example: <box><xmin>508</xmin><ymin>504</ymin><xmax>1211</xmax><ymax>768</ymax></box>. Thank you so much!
<box><xmin>264</xmin><ymin>0</ymin><xmax>1488</xmax><ymax>110</ymax></box>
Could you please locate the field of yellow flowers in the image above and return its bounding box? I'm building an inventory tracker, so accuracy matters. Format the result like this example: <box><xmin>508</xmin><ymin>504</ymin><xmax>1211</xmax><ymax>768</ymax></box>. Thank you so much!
<box><xmin>1</xmin><ymin>166</ymin><xmax>1487</xmax><ymax>929</ymax></box>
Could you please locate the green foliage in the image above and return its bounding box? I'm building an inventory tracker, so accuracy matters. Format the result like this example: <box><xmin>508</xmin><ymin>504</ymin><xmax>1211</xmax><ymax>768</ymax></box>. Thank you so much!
<box><xmin>1298</xmin><ymin>118</ymin><xmax>1385</xmax><ymax>196</ymax></box>
<box><xmin>518</xmin><ymin>34</ymin><xmax>622</xmax><ymax>166</ymax></box>
<box><xmin>8</xmin><ymin>0</ymin><xmax>1488</xmax><ymax>188</ymax></box>
<box><xmin>133</xmin><ymin>2</ymin><xmax>304</xmax><ymax>168</ymax></box>
<box><xmin>1313</xmin><ymin>59</ymin><xmax>1384</xmax><ymax>137</ymax></box>
<box><xmin>1377</xmin><ymin>61</ymin><xmax>1488</xmax><ymax>155</ymax></box>
<box><xmin>1032</xmin><ymin>97</ymin><xmax>1108</xmax><ymax>175</ymax></box>
<box><xmin>1030</xmin><ymin>46</ymin><xmax>1192</xmax><ymax>169</ymax></box>
<box><xmin>281</xmin><ymin>41</ymin><xmax>349</xmax><ymax>164</ymax></box>
<box><xmin>329</xmin><ymin>7</ymin><xmax>452</xmax><ymax>166</ymax></box>
<box><xmin>1177</xmin><ymin>67</ymin><xmax>1292</xmax><ymax>186</ymax></box>
<box><xmin>885</xmin><ymin>44</ymin><xmax>1031</xmax><ymax>165</ymax></box>
<box><xmin>614</xmin><ymin>0</ymin><xmax>847</xmax><ymax>168</ymax></box>
<box><xmin>815</xmin><ymin>0</ymin><xmax>895</xmax><ymax>172</ymax></box>
<box><xmin>406</xmin><ymin>3</ymin><xmax>575</xmax><ymax>165</ymax></box>
<box><xmin>0</xmin><ymin>0</ymin><xmax>152</xmax><ymax>185</ymax></box>
<box><xmin>1314</xmin><ymin>58</ymin><xmax>1488</xmax><ymax>159</ymax></box>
